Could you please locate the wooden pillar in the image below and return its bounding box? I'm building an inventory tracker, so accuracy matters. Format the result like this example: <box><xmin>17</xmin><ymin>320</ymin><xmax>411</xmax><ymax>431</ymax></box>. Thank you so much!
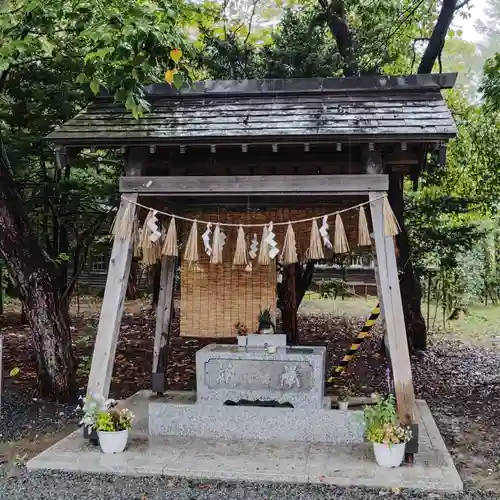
<box><xmin>87</xmin><ymin>147</ymin><xmax>147</xmax><ymax>398</ymax></box>
<box><xmin>282</xmin><ymin>265</ymin><xmax>298</xmax><ymax>344</ymax></box>
<box><xmin>152</xmin><ymin>255</ymin><xmax>176</xmax><ymax>394</ymax></box>
<box><xmin>369</xmin><ymin>191</ymin><xmax>416</xmax><ymax>424</ymax></box>
<box><xmin>0</xmin><ymin>261</ymin><xmax>3</xmax><ymax>316</ymax></box>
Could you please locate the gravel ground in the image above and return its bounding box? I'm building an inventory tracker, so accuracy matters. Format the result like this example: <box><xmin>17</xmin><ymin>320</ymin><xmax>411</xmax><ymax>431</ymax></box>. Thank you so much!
<box><xmin>0</xmin><ymin>473</ymin><xmax>497</xmax><ymax>500</ymax></box>
<box><xmin>0</xmin><ymin>390</ymin><xmax>77</xmax><ymax>442</ymax></box>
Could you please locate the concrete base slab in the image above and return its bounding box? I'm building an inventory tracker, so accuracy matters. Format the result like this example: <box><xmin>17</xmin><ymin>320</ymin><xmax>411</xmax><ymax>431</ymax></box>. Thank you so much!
<box><xmin>27</xmin><ymin>391</ymin><xmax>463</xmax><ymax>492</ymax></box>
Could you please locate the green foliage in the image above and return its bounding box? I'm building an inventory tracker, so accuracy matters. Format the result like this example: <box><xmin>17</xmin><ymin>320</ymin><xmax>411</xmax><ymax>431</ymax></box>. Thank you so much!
<box><xmin>0</xmin><ymin>0</ymin><xmax>189</xmax><ymax>117</ymax></box>
<box><xmin>96</xmin><ymin>408</ymin><xmax>135</xmax><ymax>432</ymax></box>
<box><xmin>363</xmin><ymin>394</ymin><xmax>411</xmax><ymax>445</ymax></box>
<box><xmin>96</xmin><ymin>411</ymin><xmax>116</xmax><ymax>432</ymax></box>
<box><xmin>482</xmin><ymin>52</ymin><xmax>500</xmax><ymax>110</ymax></box>
<box><xmin>0</xmin><ymin>0</ymin><xmax>195</xmax><ymax>310</ymax></box>
<box><xmin>262</xmin><ymin>5</ymin><xmax>342</xmax><ymax>78</ymax></box>
<box><xmin>196</xmin><ymin>0</ymin><xmax>438</xmax><ymax>80</ymax></box>
<box><xmin>406</xmin><ymin>91</ymin><xmax>500</xmax><ymax>318</ymax></box>
<box><xmin>315</xmin><ymin>278</ymin><xmax>352</xmax><ymax>300</ymax></box>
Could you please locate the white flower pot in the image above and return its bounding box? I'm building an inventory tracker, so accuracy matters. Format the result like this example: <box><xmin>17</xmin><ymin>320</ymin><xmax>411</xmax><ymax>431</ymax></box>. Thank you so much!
<box><xmin>97</xmin><ymin>430</ymin><xmax>129</xmax><ymax>454</ymax></box>
<box><xmin>373</xmin><ymin>442</ymin><xmax>405</xmax><ymax>467</ymax></box>
<box><xmin>338</xmin><ymin>401</ymin><xmax>349</xmax><ymax>411</ymax></box>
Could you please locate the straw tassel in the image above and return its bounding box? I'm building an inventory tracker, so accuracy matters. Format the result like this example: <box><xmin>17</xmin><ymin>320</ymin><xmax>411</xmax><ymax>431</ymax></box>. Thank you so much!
<box><xmin>233</xmin><ymin>225</ymin><xmax>248</xmax><ymax>266</ymax></box>
<box><xmin>258</xmin><ymin>225</ymin><xmax>270</xmax><ymax>265</ymax></box>
<box><xmin>383</xmin><ymin>197</ymin><xmax>401</xmax><ymax>237</ymax></box>
<box><xmin>281</xmin><ymin>222</ymin><xmax>298</xmax><ymax>265</ymax></box>
<box><xmin>183</xmin><ymin>220</ymin><xmax>199</xmax><ymax>264</ymax></box>
<box><xmin>138</xmin><ymin>210</ymin><xmax>162</xmax><ymax>266</ymax></box>
<box><xmin>307</xmin><ymin>219</ymin><xmax>324</xmax><ymax>260</ymax></box>
<box><xmin>357</xmin><ymin>206</ymin><xmax>371</xmax><ymax>246</ymax></box>
<box><xmin>334</xmin><ymin>214</ymin><xmax>349</xmax><ymax>254</ymax></box>
<box><xmin>210</xmin><ymin>223</ymin><xmax>223</xmax><ymax>264</ymax></box>
<box><xmin>111</xmin><ymin>198</ymin><xmax>133</xmax><ymax>240</ymax></box>
<box><xmin>162</xmin><ymin>217</ymin><xmax>178</xmax><ymax>257</ymax></box>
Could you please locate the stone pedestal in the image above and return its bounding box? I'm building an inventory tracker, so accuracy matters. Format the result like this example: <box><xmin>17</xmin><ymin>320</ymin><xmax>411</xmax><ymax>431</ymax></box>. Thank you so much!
<box><xmin>149</xmin><ymin>343</ymin><xmax>365</xmax><ymax>445</ymax></box>
<box><xmin>196</xmin><ymin>344</ymin><xmax>326</xmax><ymax>409</ymax></box>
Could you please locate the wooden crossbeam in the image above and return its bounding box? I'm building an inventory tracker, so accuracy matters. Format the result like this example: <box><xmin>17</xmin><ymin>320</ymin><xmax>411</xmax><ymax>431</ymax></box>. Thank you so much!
<box><xmin>119</xmin><ymin>174</ymin><xmax>388</xmax><ymax>196</ymax></box>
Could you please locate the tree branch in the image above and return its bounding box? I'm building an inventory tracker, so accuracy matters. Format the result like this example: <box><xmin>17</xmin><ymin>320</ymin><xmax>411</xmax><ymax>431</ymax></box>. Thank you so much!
<box><xmin>62</xmin><ymin>208</ymin><xmax>113</xmax><ymax>302</ymax></box>
<box><xmin>318</xmin><ymin>0</ymin><xmax>359</xmax><ymax>77</ymax></box>
<box><xmin>418</xmin><ymin>0</ymin><xmax>459</xmax><ymax>74</ymax></box>
<box><xmin>455</xmin><ymin>0</ymin><xmax>472</xmax><ymax>10</ymax></box>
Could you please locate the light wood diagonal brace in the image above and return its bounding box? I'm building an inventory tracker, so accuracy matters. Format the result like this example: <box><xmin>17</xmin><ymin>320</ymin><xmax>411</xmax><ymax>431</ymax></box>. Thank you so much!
<box><xmin>369</xmin><ymin>191</ymin><xmax>416</xmax><ymax>424</ymax></box>
<box><xmin>86</xmin><ymin>194</ymin><xmax>137</xmax><ymax>398</ymax></box>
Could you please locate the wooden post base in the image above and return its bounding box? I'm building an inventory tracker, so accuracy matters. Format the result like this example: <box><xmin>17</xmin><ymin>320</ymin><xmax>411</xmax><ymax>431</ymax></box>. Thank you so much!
<box><xmin>152</xmin><ymin>372</ymin><xmax>166</xmax><ymax>394</ymax></box>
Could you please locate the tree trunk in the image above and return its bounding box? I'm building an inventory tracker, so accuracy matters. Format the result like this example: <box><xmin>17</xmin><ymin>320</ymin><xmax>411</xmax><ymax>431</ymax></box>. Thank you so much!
<box><xmin>388</xmin><ymin>172</ymin><xmax>427</xmax><ymax>350</ymax></box>
<box><xmin>417</xmin><ymin>0</ymin><xmax>459</xmax><ymax>74</ymax></box>
<box><xmin>295</xmin><ymin>261</ymin><xmax>315</xmax><ymax>307</ymax></box>
<box><xmin>0</xmin><ymin>142</ymin><xmax>76</xmax><ymax>400</ymax></box>
<box><xmin>319</xmin><ymin>0</ymin><xmax>359</xmax><ymax>76</ymax></box>
<box><xmin>277</xmin><ymin>261</ymin><xmax>315</xmax><ymax>344</ymax></box>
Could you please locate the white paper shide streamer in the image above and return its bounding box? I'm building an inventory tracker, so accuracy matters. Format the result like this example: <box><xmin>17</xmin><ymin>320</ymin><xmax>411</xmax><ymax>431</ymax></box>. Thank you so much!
<box><xmin>249</xmin><ymin>233</ymin><xmax>259</xmax><ymax>259</ymax></box>
<box><xmin>264</xmin><ymin>222</ymin><xmax>279</xmax><ymax>260</ymax></box>
<box><xmin>202</xmin><ymin>222</ymin><xmax>213</xmax><ymax>256</ymax></box>
<box><xmin>319</xmin><ymin>215</ymin><xmax>333</xmax><ymax>249</ymax></box>
<box><xmin>146</xmin><ymin>210</ymin><xmax>162</xmax><ymax>243</ymax></box>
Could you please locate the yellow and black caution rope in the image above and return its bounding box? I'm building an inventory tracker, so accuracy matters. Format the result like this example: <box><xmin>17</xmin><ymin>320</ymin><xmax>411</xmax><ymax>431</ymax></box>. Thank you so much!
<box><xmin>327</xmin><ymin>303</ymin><xmax>381</xmax><ymax>384</ymax></box>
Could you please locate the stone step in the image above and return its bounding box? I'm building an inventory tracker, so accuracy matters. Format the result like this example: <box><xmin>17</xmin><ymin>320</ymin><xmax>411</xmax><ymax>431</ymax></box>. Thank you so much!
<box><xmin>149</xmin><ymin>401</ymin><xmax>364</xmax><ymax>444</ymax></box>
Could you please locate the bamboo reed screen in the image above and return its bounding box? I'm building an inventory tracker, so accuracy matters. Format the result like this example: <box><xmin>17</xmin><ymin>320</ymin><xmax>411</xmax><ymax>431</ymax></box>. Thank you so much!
<box><xmin>178</xmin><ymin>205</ymin><xmax>359</xmax><ymax>338</ymax></box>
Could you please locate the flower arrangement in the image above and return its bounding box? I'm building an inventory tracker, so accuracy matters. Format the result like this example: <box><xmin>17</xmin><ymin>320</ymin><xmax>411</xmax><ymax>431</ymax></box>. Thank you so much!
<box><xmin>79</xmin><ymin>393</ymin><xmax>117</xmax><ymax>430</ymax></box>
<box><xmin>234</xmin><ymin>321</ymin><xmax>248</xmax><ymax>336</ymax></box>
<box><xmin>338</xmin><ymin>386</ymin><xmax>352</xmax><ymax>402</ymax></box>
<box><xmin>367</xmin><ymin>422</ymin><xmax>413</xmax><ymax>445</ymax></box>
<box><xmin>363</xmin><ymin>394</ymin><xmax>411</xmax><ymax>445</ymax></box>
<box><xmin>95</xmin><ymin>408</ymin><xmax>135</xmax><ymax>432</ymax></box>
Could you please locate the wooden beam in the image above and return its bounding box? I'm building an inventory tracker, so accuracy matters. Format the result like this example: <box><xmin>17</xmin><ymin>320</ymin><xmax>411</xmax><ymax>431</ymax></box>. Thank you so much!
<box><xmin>385</xmin><ymin>150</ymin><xmax>420</xmax><ymax>166</ymax></box>
<box><xmin>119</xmin><ymin>174</ymin><xmax>389</xmax><ymax>196</ymax></box>
<box><xmin>152</xmin><ymin>255</ymin><xmax>176</xmax><ymax>393</ymax></box>
<box><xmin>86</xmin><ymin>194</ymin><xmax>137</xmax><ymax>398</ymax></box>
<box><xmin>369</xmin><ymin>191</ymin><xmax>416</xmax><ymax>424</ymax></box>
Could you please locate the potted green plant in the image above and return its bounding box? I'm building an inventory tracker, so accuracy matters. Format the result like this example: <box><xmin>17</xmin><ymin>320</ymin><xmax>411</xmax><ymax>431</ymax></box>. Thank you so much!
<box><xmin>235</xmin><ymin>322</ymin><xmax>249</xmax><ymax>346</ymax></box>
<box><xmin>79</xmin><ymin>393</ymin><xmax>117</xmax><ymax>445</ymax></box>
<box><xmin>337</xmin><ymin>387</ymin><xmax>352</xmax><ymax>411</ymax></box>
<box><xmin>363</xmin><ymin>394</ymin><xmax>412</xmax><ymax>467</ymax></box>
<box><xmin>95</xmin><ymin>407</ymin><xmax>135</xmax><ymax>454</ymax></box>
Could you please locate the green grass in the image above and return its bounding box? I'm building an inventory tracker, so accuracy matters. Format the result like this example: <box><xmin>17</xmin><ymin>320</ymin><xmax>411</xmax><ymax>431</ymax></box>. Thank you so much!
<box><xmin>300</xmin><ymin>295</ymin><xmax>500</xmax><ymax>347</ymax></box>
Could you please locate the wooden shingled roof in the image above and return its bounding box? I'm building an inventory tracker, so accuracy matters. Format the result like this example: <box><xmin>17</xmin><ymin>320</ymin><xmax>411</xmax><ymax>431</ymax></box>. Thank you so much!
<box><xmin>47</xmin><ymin>73</ymin><xmax>457</xmax><ymax>147</ymax></box>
